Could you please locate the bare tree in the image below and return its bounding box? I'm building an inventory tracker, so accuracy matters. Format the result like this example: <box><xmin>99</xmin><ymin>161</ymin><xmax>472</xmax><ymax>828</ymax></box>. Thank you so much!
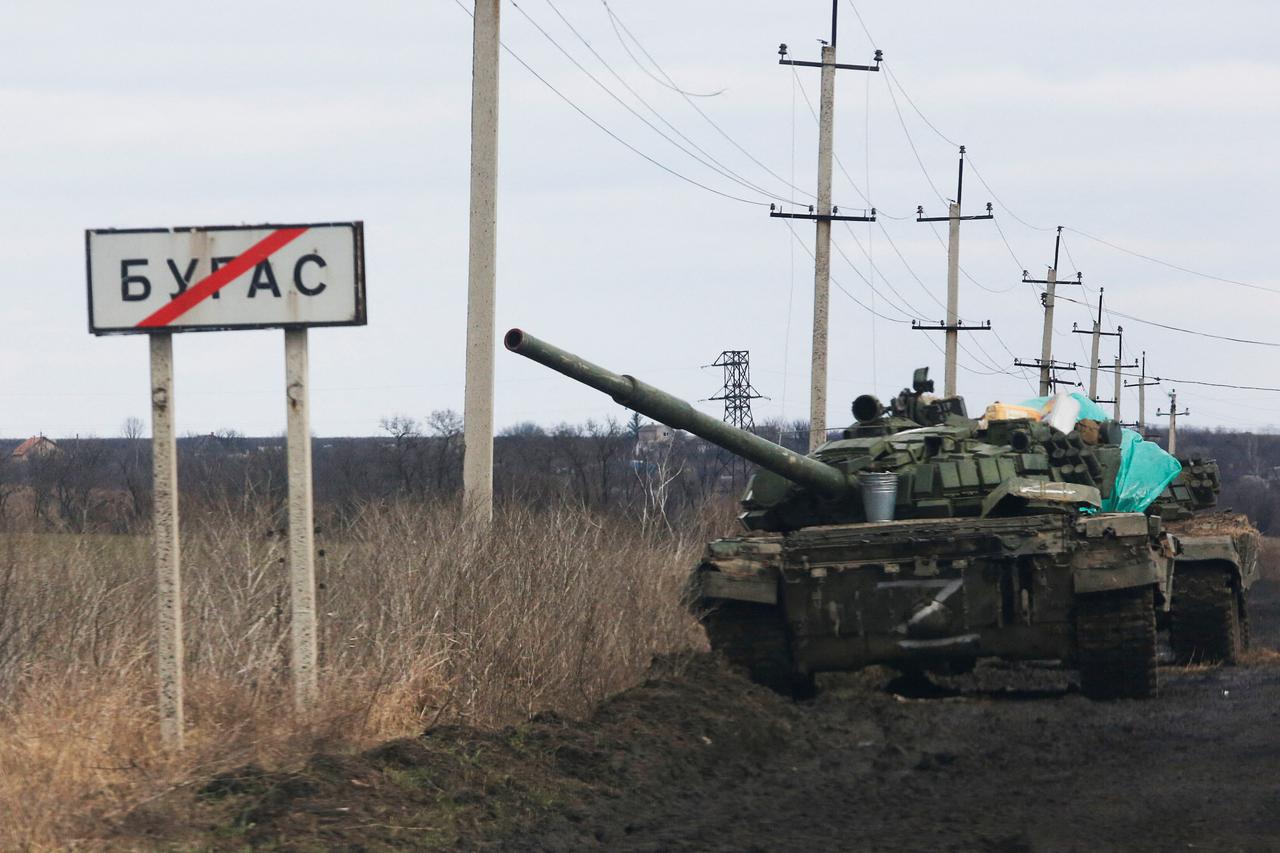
<box><xmin>118</xmin><ymin>417</ymin><xmax>150</xmax><ymax>524</ymax></box>
<box><xmin>380</xmin><ymin>414</ymin><xmax>424</xmax><ymax>495</ymax></box>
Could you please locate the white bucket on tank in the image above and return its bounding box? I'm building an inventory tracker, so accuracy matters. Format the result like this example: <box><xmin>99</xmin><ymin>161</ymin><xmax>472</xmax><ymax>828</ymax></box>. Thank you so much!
<box><xmin>861</xmin><ymin>472</ymin><xmax>899</xmax><ymax>522</ymax></box>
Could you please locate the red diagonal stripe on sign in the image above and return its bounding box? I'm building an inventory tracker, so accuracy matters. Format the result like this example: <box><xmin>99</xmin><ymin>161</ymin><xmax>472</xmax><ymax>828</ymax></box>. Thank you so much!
<box><xmin>135</xmin><ymin>227</ymin><xmax>309</xmax><ymax>328</ymax></box>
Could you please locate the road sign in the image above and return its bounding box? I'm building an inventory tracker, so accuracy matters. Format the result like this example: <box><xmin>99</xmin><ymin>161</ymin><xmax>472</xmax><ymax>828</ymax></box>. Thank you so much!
<box><xmin>86</xmin><ymin>222</ymin><xmax>365</xmax><ymax>334</ymax></box>
<box><xmin>89</xmin><ymin>220</ymin><xmax>366</xmax><ymax>742</ymax></box>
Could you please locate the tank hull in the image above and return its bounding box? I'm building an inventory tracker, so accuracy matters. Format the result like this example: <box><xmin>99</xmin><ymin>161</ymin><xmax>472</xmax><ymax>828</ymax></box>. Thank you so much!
<box><xmin>693</xmin><ymin>512</ymin><xmax>1168</xmax><ymax>697</ymax></box>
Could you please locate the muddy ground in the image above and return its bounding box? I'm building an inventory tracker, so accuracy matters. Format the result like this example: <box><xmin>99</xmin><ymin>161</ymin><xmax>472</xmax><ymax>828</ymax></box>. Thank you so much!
<box><xmin>120</xmin><ymin>580</ymin><xmax>1280</xmax><ymax>852</ymax></box>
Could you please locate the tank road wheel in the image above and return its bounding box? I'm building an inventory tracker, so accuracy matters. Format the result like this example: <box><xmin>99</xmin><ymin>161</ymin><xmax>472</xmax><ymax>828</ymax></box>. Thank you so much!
<box><xmin>701</xmin><ymin>601</ymin><xmax>815</xmax><ymax>699</ymax></box>
<box><xmin>1076</xmin><ymin>585</ymin><xmax>1157</xmax><ymax>701</ymax></box>
<box><xmin>1171</xmin><ymin>565</ymin><xmax>1243</xmax><ymax>665</ymax></box>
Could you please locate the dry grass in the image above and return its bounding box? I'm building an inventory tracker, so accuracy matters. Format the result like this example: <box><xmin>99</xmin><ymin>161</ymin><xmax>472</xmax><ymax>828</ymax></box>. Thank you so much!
<box><xmin>1259</xmin><ymin>536</ymin><xmax>1280</xmax><ymax>581</ymax></box>
<box><xmin>0</xmin><ymin>500</ymin><xmax>719</xmax><ymax>848</ymax></box>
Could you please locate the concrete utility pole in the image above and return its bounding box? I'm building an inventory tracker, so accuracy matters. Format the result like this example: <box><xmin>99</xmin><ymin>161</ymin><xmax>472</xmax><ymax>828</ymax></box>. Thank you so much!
<box><xmin>1111</xmin><ymin>347</ymin><xmax>1139</xmax><ymax>423</ymax></box>
<box><xmin>463</xmin><ymin>0</ymin><xmax>500</xmax><ymax>524</ymax></box>
<box><xmin>770</xmin><ymin>4</ymin><xmax>880</xmax><ymax>452</ymax></box>
<box><xmin>810</xmin><ymin>42</ymin><xmax>835</xmax><ymax>453</ymax></box>
<box><xmin>1113</xmin><ymin>356</ymin><xmax>1123</xmax><ymax>421</ymax></box>
<box><xmin>1158</xmin><ymin>389</ymin><xmax>1190</xmax><ymax>455</ymax></box>
<box><xmin>913</xmin><ymin>147</ymin><xmax>994</xmax><ymax>397</ymax></box>
<box><xmin>1092</xmin><ymin>325</ymin><xmax>1137</xmax><ymax>422</ymax></box>
<box><xmin>1072</xmin><ymin>288</ymin><xmax>1120</xmax><ymax>401</ymax></box>
<box><xmin>1039</xmin><ymin>270</ymin><xmax>1056</xmax><ymax>395</ymax></box>
<box><xmin>1021</xmin><ymin>227</ymin><xmax>1083</xmax><ymax>396</ymax></box>
<box><xmin>944</xmin><ymin>203</ymin><xmax>960</xmax><ymax>395</ymax></box>
<box><xmin>1125</xmin><ymin>351</ymin><xmax>1160</xmax><ymax>433</ymax></box>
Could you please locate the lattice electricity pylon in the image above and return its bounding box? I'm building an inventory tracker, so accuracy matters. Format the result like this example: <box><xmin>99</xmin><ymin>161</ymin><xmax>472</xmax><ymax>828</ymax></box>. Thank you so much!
<box><xmin>705</xmin><ymin>350</ymin><xmax>765</xmax><ymax>490</ymax></box>
<box><xmin>707</xmin><ymin>351</ymin><xmax>763</xmax><ymax>430</ymax></box>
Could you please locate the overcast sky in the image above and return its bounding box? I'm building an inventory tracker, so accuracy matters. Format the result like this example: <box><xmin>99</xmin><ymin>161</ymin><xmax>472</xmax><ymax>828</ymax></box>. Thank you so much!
<box><xmin>2</xmin><ymin>1</ymin><xmax>1277</xmax><ymax>439</ymax></box>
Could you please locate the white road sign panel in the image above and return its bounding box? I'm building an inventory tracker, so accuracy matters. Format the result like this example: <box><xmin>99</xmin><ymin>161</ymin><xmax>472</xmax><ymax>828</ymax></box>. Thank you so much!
<box><xmin>86</xmin><ymin>222</ymin><xmax>365</xmax><ymax>334</ymax></box>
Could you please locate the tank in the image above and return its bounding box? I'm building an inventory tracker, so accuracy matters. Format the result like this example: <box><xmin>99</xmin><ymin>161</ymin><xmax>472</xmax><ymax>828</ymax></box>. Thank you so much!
<box><xmin>505</xmin><ymin>329</ymin><xmax>1173</xmax><ymax>700</ymax></box>
<box><xmin>1149</xmin><ymin>458</ymin><xmax>1259</xmax><ymax>664</ymax></box>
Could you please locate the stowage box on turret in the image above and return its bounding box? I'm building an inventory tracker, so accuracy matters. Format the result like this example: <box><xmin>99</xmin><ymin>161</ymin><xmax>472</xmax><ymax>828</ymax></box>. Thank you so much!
<box><xmin>505</xmin><ymin>329</ymin><xmax>1214</xmax><ymax>700</ymax></box>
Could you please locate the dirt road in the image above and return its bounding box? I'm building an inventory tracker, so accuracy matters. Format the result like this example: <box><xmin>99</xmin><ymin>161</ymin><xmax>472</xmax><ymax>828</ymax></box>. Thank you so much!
<box><xmin>122</xmin><ymin>580</ymin><xmax>1280</xmax><ymax>851</ymax></box>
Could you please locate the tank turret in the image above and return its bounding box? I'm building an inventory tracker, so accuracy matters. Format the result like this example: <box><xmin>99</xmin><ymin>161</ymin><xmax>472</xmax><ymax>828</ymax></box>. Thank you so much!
<box><xmin>506</xmin><ymin>329</ymin><xmax>1115</xmax><ymax>532</ymax></box>
<box><xmin>1147</xmin><ymin>457</ymin><xmax>1221</xmax><ymax>521</ymax></box>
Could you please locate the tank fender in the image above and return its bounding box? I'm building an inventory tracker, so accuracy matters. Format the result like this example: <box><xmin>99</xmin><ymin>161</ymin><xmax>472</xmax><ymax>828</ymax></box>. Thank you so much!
<box><xmin>1174</xmin><ymin>535</ymin><xmax>1239</xmax><ymax>566</ymax></box>
<box><xmin>1072</xmin><ymin>513</ymin><xmax>1165</xmax><ymax>595</ymax></box>
<box><xmin>691</xmin><ymin>536</ymin><xmax>784</xmax><ymax>606</ymax></box>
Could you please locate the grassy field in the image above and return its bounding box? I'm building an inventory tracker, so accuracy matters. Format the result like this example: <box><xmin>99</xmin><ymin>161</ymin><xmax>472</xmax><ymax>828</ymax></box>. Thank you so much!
<box><xmin>0</xmin><ymin>501</ymin><xmax>716</xmax><ymax>848</ymax></box>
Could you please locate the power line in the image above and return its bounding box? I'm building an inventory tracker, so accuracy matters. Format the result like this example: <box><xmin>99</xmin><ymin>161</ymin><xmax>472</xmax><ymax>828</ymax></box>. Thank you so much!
<box><xmin>1108</xmin><ymin>366</ymin><xmax>1280</xmax><ymax>395</ymax></box>
<box><xmin>966</xmin><ymin>329</ymin><xmax>1023</xmax><ymax>378</ymax></box>
<box><xmin>924</xmin><ymin>222</ymin><xmax>1020</xmax><ymax>294</ymax></box>
<box><xmin>844</xmin><ymin>0</ymin><xmax>962</xmax><ymax>150</ymax></box>
<box><xmin>962</xmin><ymin>156</ymin><xmax>1055</xmax><ymax>233</ymax></box>
<box><xmin>866</xmin><ymin>44</ymin><xmax>1054</xmax><ymax>238</ymax></box>
<box><xmin>452</xmin><ymin>0</ymin><xmax>769</xmax><ymax>206</ymax></box>
<box><xmin>540</xmin><ymin>0</ymin><xmax>791</xmax><ymax>203</ymax></box>
<box><xmin>866</xmin><ymin>221</ymin><xmax>945</xmax><ymax>311</ymax></box>
<box><xmin>510</xmin><ymin>0</ymin><xmax>785</xmax><ymax>204</ymax></box>
<box><xmin>919</xmin><ymin>331</ymin><xmax>1018</xmax><ymax>378</ymax></box>
<box><xmin>784</xmin><ymin>222</ymin><xmax>911</xmax><ymax>324</ymax></box>
<box><xmin>843</xmin><ymin>4</ymin><xmax>1262</xmax><ymax>299</ymax></box>
<box><xmin>601</xmin><ymin>0</ymin><xmax>818</xmax><ymax>203</ymax></box>
<box><xmin>991</xmin><ymin>216</ymin><xmax>1030</xmax><ymax>277</ymax></box>
<box><xmin>880</xmin><ymin>63</ymin><xmax>961</xmax><ymax>149</ymax></box>
<box><xmin>831</xmin><ymin>239</ymin><xmax>918</xmax><ymax>320</ymax></box>
<box><xmin>599</xmin><ymin>1</ymin><xmax>725</xmax><ymax>98</ymax></box>
<box><xmin>880</xmin><ymin>68</ymin><xmax>946</xmax><ymax>203</ymax></box>
<box><xmin>1053</xmin><ymin>293</ymin><xmax>1280</xmax><ymax>348</ymax></box>
<box><xmin>832</xmin><ymin>224</ymin><xmax>1015</xmax><ymax>384</ymax></box>
<box><xmin>1062</xmin><ymin>227</ymin><xmax>1280</xmax><ymax>297</ymax></box>
<box><xmin>844</xmin><ymin>0</ymin><xmax>880</xmax><ymax>54</ymax></box>
<box><xmin>1057</xmin><ymin>232</ymin><xmax>1083</xmax><ymax>279</ymax></box>
<box><xmin>988</xmin><ymin>327</ymin><xmax>1036</xmax><ymax>392</ymax></box>
<box><xmin>837</xmin><ymin>222</ymin><xmax>934</xmax><ymax>314</ymax></box>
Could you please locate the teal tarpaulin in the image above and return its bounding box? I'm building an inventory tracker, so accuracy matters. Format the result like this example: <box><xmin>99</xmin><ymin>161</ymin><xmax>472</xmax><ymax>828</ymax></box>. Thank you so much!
<box><xmin>1018</xmin><ymin>394</ymin><xmax>1181</xmax><ymax>513</ymax></box>
<box><xmin>1019</xmin><ymin>393</ymin><xmax>1111</xmax><ymax>423</ymax></box>
<box><xmin>1103</xmin><ymin>429</ymin><xmax>1182</xmax><ymax>513</ymax></box>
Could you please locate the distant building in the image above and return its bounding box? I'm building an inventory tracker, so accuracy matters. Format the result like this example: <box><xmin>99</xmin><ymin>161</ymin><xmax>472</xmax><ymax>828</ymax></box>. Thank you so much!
<box><xmin>10</xmin><ymin>435</ymin><xmax>58</xmax><ymax>462</ymax></box>
<box><xmin>636</xmin><ymin>423</ymin><xmax>674</xmax><ymax>452</ymax></box>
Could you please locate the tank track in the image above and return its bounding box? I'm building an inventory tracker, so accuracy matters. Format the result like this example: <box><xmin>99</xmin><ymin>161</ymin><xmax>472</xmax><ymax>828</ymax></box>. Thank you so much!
<box><xmin>701</xmin><ymin>602</ymin><xmax>815</xmax><ymax>699</ymax></box>
<box><xmin>1170</xmin><ymin>565</ymin><xmax>1243</xmax><ymax>665</ymax></box>
<box><xmin>1076</xmin><ymin>585</ymin><xmax>1157</xmax><ymax>700</ymax></box>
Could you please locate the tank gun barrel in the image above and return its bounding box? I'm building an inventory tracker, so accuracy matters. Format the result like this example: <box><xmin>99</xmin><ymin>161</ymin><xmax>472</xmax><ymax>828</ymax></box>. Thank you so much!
<box><xmin>504</xmin><ymin>329</ymin><xmax>851</xmax><ymax>497</ymax></box>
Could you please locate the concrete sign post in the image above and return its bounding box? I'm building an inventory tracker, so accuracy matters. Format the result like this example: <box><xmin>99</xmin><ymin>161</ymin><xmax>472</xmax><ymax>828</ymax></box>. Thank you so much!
<box><xmin>87</xmin><ymin>222</ymin><xmax>365</xmax><ymax>732</ymax></box>
<box><xmin>149</xmin><ymin>332</ymin><xmax>184</xmax><ymax>750</ymax></box>
<box><xmin>284</xmin><ymin>328</ymin><xmax>318</xmax><ymax>711</ymax></box>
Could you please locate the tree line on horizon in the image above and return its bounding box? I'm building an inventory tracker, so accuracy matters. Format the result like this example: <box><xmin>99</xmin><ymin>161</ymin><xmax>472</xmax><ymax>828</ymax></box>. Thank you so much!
<box><xmin>0</xmin><ymin>413</ymin><xmax>1276</xmax><ymax>534</ymax></box>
